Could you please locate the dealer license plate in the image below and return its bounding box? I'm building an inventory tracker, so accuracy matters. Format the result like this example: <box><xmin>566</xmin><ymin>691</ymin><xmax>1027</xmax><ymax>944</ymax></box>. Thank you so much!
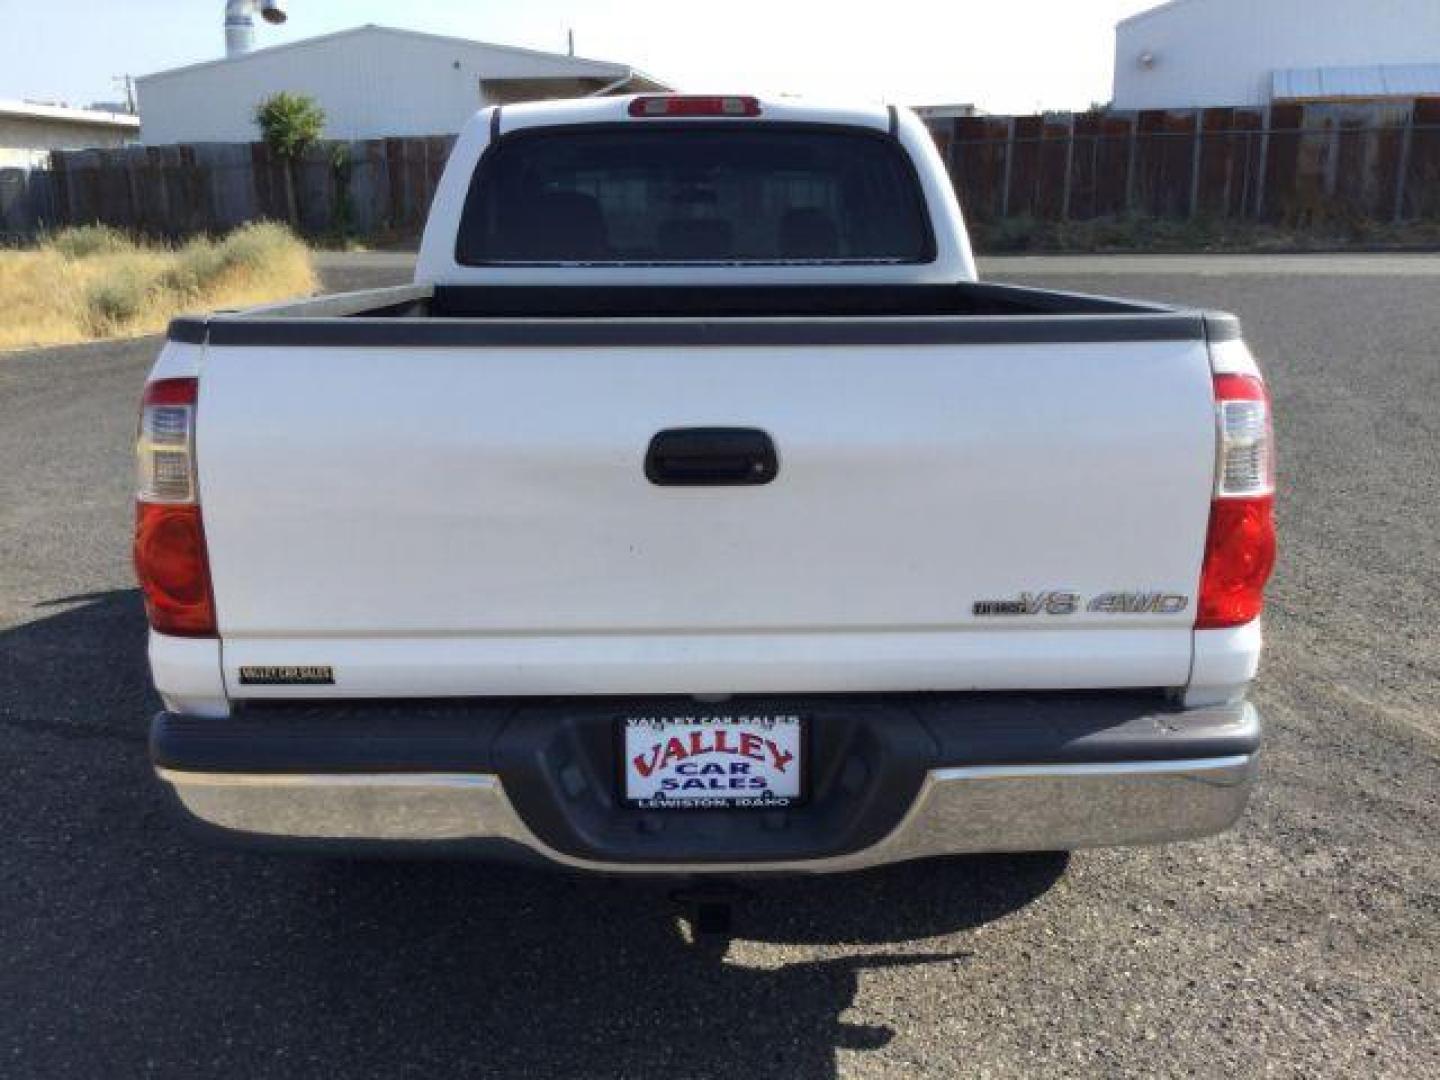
<box><xmin>621</xmin><ymin>714</ymin><xmax>806</xmax><ymax>809</ymax></box>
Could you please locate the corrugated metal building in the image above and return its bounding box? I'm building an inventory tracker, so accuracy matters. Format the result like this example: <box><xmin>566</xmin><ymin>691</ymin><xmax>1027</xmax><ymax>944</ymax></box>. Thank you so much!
<box><xmin>1270</xmin><ymin>62</ymin><xmax>1440</xmax><ymax>104</ymax></box>
<box><xmin>136</xmin><ymin>25</ymin><xmax>669</xmax><ymax>145</ymax></box>
<box><xmin>0</xmin><ymin>101</ymin><xmax>139</xmax><ymax>167</ymax></box>
<box><xmin>1113</xmin><ymin>0</ymin><xmax>1440</xmax><ymax>110</ymax></box>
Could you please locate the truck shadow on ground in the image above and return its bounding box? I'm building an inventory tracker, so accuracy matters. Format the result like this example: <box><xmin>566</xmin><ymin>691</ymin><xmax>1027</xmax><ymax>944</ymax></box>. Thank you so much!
<box><xmin>2</xmin><ymin>590</ymin><xmax>1068</xmax><ymax>1079</ymax></box>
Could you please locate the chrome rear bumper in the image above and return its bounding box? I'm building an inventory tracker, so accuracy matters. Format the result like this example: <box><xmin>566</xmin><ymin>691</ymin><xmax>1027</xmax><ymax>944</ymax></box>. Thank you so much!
<box><xmin>156</xmin><ymin>752</ymin><xmax>1256</xmax><ymax>874</ymax></box>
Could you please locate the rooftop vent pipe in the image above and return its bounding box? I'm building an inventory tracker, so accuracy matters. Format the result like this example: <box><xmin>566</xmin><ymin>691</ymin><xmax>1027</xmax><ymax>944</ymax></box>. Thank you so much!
<box><xmin>226</xmin><ymin>0</ymin><xmax>287</xmax><ymax>58</ymax></box>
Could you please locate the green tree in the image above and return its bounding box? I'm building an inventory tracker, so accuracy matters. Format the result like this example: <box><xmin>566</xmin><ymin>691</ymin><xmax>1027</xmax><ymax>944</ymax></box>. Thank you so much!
<box><xmin>254</xmin><ymin>91</ymin><xmax>326</xmax><ymax>227</ymax></box>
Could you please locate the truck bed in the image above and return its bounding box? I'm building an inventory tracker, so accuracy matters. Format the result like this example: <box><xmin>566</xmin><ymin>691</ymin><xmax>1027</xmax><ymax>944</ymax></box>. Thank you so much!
<box><xmin>170</xmin><ymin>282</ymin><xmax>1240</xmax><ymax>348</ymax></box>
<box><xmin>165</xmin><ymin>280</ymin><xmax>1238</xmax><ymax>702</ymax></box>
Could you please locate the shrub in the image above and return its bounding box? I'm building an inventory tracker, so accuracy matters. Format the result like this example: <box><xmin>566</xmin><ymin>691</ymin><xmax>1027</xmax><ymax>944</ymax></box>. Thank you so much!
<box><xmin>254</xmin><ymin>93</ymin><xmax>326</xmax><ymax>159</ymax></box>
<box><xmin>215</xmin><ymin>221</ymin><xmax>299</xmax><ymax>272</ymax></box>
<box><xmin>255</xmin><ymin>92</ymin><xmax>327</xmax><ymax>227</ymax></box>
<box><xmin>82</xmin><ymin>266</ymin><xmax>150</xmax><ymax>334</ymax></box>
<box><xmin>46</xmin><ymin>225</ymin><xmax>133</xmax><ymax>258</ymax></box>
<box><xmin>1</xmin><ymin>222</ymin><xmax>317</xmax><ymax>349</ymax></box>
<box><xmin>158</xmin><ymin>240</ymin><xmax>223</xmax><ymax>298</ymax></box>
<box><xmin>974</xmin><ymin>216</ymin><xmax>1046</xmax><ymax>253</ymax></box>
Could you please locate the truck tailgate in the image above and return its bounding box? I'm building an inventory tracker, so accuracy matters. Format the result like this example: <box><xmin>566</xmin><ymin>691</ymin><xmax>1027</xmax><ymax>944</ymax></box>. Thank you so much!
<box><xmin>197</xmin><ymin>331</ymin><xmax>1217</xmax><ymax>697</ymax></box>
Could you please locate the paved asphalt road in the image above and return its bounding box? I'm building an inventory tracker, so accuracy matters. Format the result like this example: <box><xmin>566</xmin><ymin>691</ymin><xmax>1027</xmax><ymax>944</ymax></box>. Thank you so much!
<box><xmin>2</xmin><ymin>255</ymin><xmax>1437</xmax><ymax>1079</ymax></box>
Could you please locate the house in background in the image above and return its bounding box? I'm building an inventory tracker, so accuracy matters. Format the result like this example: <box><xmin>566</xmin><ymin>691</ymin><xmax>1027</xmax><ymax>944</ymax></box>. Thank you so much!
<box><xmin>1114</xmin><ymin>0</ymin><xmax>1440</xmax><ymax>110</ymax></box>
<box><xmin>136</xmin><ymin>24</ymin><xmax>671</xmax><ymax>145</ymax></box>
<box><xmin>0</xmin><ymin>101</ymin><xmax>140</xmax><ymax>167</ymax></box>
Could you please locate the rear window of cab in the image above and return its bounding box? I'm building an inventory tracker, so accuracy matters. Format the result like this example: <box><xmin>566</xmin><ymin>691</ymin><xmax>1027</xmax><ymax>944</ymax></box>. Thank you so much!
<box><xmin>455</xmin><ymin>124</ymin><xmax>935</xmax><ymax>267</ymax></box>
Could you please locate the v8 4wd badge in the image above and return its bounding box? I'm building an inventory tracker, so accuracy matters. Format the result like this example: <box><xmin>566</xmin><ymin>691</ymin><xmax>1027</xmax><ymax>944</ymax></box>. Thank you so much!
<box><xmin>973</xmin><ymin>591</ymin><xmax>1189</xmax><ymax>617</ymax></box>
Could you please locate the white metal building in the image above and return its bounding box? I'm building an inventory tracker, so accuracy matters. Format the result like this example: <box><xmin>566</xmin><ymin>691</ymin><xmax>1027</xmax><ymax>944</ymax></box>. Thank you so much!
<box><xmin>0</xmin><ymin>101</ymin><xmax>140</xmax><ymax>167</ymax></box>
<box><xmin>1113</xmin><ymin>0</ymin><xmax>1440</xmax><ymax>110</ymax></box>
<box><xmin>136</xmin><ymin>25</ymin><xmax>670</xmax><ymax>145</ymax></box>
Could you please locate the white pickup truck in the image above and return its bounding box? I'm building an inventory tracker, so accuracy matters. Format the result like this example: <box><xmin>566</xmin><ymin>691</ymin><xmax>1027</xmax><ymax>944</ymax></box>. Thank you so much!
<box><xmin>138</xmin><ymin>96</ymin><xmax>1274</xmax><ymax>873</ymax></box>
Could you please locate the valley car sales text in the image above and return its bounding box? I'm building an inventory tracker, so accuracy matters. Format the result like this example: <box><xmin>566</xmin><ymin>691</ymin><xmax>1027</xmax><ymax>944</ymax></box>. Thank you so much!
<box><xmin>628</xmin><ymin>716</ymin><xmax>799</xmax><ymax>807</ymax></box>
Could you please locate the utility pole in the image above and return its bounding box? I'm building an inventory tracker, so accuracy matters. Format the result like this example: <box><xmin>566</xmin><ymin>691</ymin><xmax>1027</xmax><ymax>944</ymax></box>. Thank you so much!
<box><xmin>112</xmin><ymin>74</ymin><xmax>136</xmax><ymax>114</ymax></box>
<box><xmin>568</xmin><ymin>28</ymin><xmax>575</xmax><ymax>56</ymax></box>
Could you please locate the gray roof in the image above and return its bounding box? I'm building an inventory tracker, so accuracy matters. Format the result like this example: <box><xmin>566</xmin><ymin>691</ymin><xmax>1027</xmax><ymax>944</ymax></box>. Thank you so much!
<box><xmin>0</xmin><ymin>99</ymin><xmax>140</xmax><ymax>129</ymax></box>
<box><xmin>1117</xmin><ymin>0</ymin><xmax>1205</xmax><ymax>30</ymax></box>
<box><xmin>1272</xmin><ymin>62</ymin><xmax>1440</xmax><ymax>101</ymax></box>
<box><xmin>137</xmin><ymin>24</ymin><xmax>669</xmax><ymax>90</ymax></box>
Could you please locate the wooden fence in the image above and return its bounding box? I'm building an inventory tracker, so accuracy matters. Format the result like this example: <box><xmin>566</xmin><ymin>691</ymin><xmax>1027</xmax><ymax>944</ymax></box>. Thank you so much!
<box><xmin>0</xmin><ymin>167</ymin><xmax>56</xmax><ymax>241</ymax></box>
<box><xmin>926</xmin><ymin>99</ymin><xmax>1440</xmax><ymax>224</ymax></box>
<box><xmin>44</xmin><ymin>136</ymin><xmax>456</xmax><ymax>241</ymax></box>
<box><xmin>27</xmin><ymin>97</ymin><xmax>1440</xmax><ymax>240</ymax></box>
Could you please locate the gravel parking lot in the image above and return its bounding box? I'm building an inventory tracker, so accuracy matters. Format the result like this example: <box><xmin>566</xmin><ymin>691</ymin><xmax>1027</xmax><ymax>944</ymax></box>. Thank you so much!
<box><xmin>2</xmin><ymin>254</ymin><xmax>1436</xmax><ymax>1079</ymax></box>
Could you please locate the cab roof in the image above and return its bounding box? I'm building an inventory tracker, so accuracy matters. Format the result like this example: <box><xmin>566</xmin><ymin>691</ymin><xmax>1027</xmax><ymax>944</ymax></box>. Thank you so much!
<box><xmin>490</xmin><ymin>94</ymin><xmax>895</xmax><ymax>137</ymax></box>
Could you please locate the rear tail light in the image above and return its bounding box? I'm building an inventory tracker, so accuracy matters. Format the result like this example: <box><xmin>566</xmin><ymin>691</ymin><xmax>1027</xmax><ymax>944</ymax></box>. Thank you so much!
<box><xmin>1197</xmin><ymin>374</ymin><xmax>1276</xmax><ymax>629</ymax></box>
<box><xmin>1211</xmin><ymin>374</ymin><xmax>1273</xmax><ymax>497</ymax></box>
<box><xmin>629</xmin><ymin>95</ymin><xmax>762</xmax><ymax>118</ymax></box>
<box><xmin>134</xmin><ymin>378</ymin><xmax>216</xmax><ymax>637</ymax></box>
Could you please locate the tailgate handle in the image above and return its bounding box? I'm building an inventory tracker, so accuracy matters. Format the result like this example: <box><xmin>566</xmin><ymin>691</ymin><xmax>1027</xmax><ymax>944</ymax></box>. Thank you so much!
<box><xmin>645</xmin><ymin>428</ymin><xmax>778</xmax><ymax>486</ymax></box>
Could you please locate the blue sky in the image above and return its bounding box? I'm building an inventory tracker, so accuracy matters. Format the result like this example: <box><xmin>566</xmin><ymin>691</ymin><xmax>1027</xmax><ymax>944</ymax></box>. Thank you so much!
<box><xmin>1</xmin><ymin>0</ymin><xmax>1157</xmax><ymax>114</ymax></box>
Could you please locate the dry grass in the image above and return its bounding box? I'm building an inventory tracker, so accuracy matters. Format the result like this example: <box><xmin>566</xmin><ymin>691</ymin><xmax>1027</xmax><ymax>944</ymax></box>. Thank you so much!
<box><xmin>0</xmin><ymin>223</ymin><xmax>318</xmax><ymax>351</ymax></box>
